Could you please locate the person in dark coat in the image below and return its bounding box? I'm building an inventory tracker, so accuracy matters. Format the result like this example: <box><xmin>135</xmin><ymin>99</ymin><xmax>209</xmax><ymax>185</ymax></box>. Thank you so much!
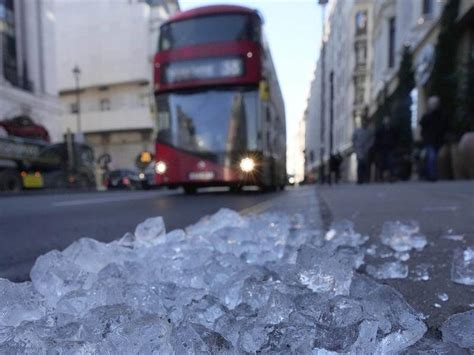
<box><xmin>419</xmin><ymin>96</ymin><xmax>445</xmax><ymax>181</ymax></box>
<box><xmin>352</xmin><ymin>119</ymin><xmax>375</xmax><ymax>184</ymax></box>
<box><xmin>329</xmin><ymin>152</ymin><xmax>343</xmax><ymax>184</ymax></box>
<box><xmin>375</xmin><ymin>116</ymin><xmax>397</xmax><ymax>181</ymax></box>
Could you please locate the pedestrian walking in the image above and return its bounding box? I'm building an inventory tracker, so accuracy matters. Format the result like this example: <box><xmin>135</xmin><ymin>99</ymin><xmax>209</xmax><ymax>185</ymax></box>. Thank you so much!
<box><xmin>419</xmin><ymin>96</ymin><xmax>446</xmax><ymax>181</ymax></box>
<box><xmin>375</xmin><ymin>116</ymin><xmax>397</xmax><ymax>181</ymax></box>
<box><xmin>352</xmin><ymin>119</ymin><xmax>374</xmax><ymax>184</ymax></box>
<box><xmin>329</xmin><ymin>152</ymin><xmax>343</xmax><ymax>184</ymax></box>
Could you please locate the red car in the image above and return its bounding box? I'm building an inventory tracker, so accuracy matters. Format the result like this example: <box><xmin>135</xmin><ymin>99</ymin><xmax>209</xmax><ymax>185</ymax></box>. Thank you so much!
<box><xmin>0</xmin><ymin>116</ymin><xmax>50</xmax><ymax>142</ymax></box>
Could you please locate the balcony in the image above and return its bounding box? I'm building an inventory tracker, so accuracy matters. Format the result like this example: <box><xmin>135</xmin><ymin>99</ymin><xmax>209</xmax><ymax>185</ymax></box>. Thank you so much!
<box><xmin>63</xmin><ymin>106</ymin><xmax>154</xmax><ymax>134</ymax></box>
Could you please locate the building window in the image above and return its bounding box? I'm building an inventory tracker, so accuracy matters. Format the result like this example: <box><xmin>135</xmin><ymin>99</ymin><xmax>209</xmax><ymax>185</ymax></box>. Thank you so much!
<box><xmin>354</xmin><ymin>76</ymin><xmax>365</xmax><ymax>105</ymax></box>
<box><xmin>355</xmin><ymin>42</ymin><xmax>367</xmax><ymax>67</ymax></box>
<box><xmin>70</xmin><ymin>102</ymin><xmax>79</xmax><ymax>114</ymax></box>
<box><xmin>422</xmin><ymin>0</ymin><xmax>433</xmax><ymax>16</ymax></box>
<box><xmin>355</xmin><ymin>11</ymin><xmax>368</xmax><ymax>36</ymax></box>
<box><xmin>100</xmin><ymin>98</ymin><xmax>111</xmax><ymax>111</ymax></box>
<box><xmin>388</xmin><ymin>17</ymin><xmax>396</xmax><ymax>69</ymax></box>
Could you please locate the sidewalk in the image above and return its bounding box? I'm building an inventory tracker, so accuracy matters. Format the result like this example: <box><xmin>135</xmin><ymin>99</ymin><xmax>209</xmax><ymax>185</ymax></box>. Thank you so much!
<box><xmin>316</xmin><ymin>181</ymin><xmax>474</xmax><ymax>331</ymax></box>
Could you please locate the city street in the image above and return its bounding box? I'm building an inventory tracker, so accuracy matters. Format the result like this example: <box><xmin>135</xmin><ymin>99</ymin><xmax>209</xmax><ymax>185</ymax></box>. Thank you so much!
<box><xmin>1</xmin><ymin>181</ymin><xmax>472</xmax><ymax>333</ymax></box>
<box><xmin>0</xmin><ymin>188</ymin><xmax>289</xmax><ymax>282</ymax></box>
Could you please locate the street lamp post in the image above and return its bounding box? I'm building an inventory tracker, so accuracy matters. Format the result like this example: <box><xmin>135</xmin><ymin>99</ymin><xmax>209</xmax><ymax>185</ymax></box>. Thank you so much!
<box><xmin>72</xmin><ymin>65</ymin><xmax>82</xmax><ymax>135</ymax></box>
<box><xmin>318</xmin><ymin>0</ymin><xmax>328</xmax><ymax>184</ymax></box>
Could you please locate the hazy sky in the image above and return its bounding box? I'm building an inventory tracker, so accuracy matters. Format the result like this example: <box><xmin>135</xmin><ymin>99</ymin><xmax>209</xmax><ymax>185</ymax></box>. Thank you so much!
<box><xmin>179</xmin><ymin>0</ymin><xmax>323</xmax><ymax>170</ymax></box>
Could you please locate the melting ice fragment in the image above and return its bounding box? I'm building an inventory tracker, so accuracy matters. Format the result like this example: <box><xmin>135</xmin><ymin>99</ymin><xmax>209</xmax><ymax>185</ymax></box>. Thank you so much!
<box><xmin>0</xmin><ymin>279</ymin><xmax>45</xmax><ymax>326</ymax></box>
<box><xmin>441</xmin><ymin>310</ymin><xmax>474</xmax><ymax>350</ymax></box>
<box><xmin>451</xmin><ymin>247</ymin><xmax>474</xmax><ymax>286</ymax></box>
<box><xmin>437</xmin><ymin>292</ymin><xmax>449</xmax><ymax>302</ymax></box>
<box><xmin>380</xmin><ymin>221</ymin><xmax>427</xmax><ymax>252</ymax></box>
<box><xmin>441</xmin><ymin>228</ymin><xmax>465</xmax><ymax>241</ymax></box>
<box><xmin>134</xmin><ymin>216</ymin><xmax>166</xmax><ymax>245</ymax></box>
<box><xmin>366</xmin><ymin>261</ymin><xmax>408</xmax><ymax>279</ymax></box>
<box><xmin>412</xmin><ymin>263</ymin><xmax>432</xmax><ymax>281</ymax></box>
<box><xmin>324</xmin><ymin>220</ymin><xmax>368</xmax><ymax>248</ymax></box>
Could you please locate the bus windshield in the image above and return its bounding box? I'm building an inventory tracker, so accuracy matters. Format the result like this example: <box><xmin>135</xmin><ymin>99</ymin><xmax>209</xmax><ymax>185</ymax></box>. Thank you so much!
<box><xmin>156</xmin><ymin>89</ymin><xmax>258</xmax><ymax>158</ymax></box>
<box><xmin>159</xmin><ymin>14</ymin><xmax>260</xmax><ymax>51</ymax></box>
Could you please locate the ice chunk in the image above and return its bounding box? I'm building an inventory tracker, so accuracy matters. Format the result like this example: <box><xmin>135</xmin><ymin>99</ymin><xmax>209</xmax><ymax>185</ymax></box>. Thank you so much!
<box><xmin>412</xmin><ymin>263</ymin><xmax>432</xmax><ymax>281</ymax></box>
<box><xmin>0</xmin><ymin>279</ymin><xmax>45</xmax><ymax>326</ymax></box>
<box><xmin>324</xmin><ymin>220</ymin><xmax>368</xmax><ymax>248</ymax></box>
<box><xmin>365</xmin><ymin>244</ymin><xmax>394</xmax><ymax>258</ymax></box>
<box><xmin>400</xmin><ymin>337</ymin><xmax>469</xmax><ymax>354</ymax></box>
<box><xmin>350</xmin><ymin>275</ymin><xmax>427</xmax><ymax>353</ymax></box>
<box><xmin>259</xmin><ymin>291</ymin><xmax>294</xmax><ymax>325</ymax></box>
<box><xmin>63</xmin><ymin>237</ymin><xmax>134</xmax><ymax>273</ymax></box>
<box><xmin>172</xmin><ymin>322</ymin><xmax>233</xmax><ymax>354</ymax></box>
<box><xmin>441</xmin><ymin>228</ymin><xmax>465</xmax><ymax>242</ymax></box>
<box><xmin>366</xmin><ymin>244</ymin><xmax>377</xmax><ymax>256</ymax></box>
<box><xmin>237</xmin><ymin>323</ymin><xmax>269</xmax><ymax>353</ymax></box>
<box><xmin>296</xmin><ymin>244</ymin><xmax>353</xmax><ymax>295</ymax></box>
<box><xmin>259</xmin><ymin>323</ymin><xmax>315</xmax><ymax>353</ymax></box>
<box><xmin>441</xmin><ymin>310</ymin><xmax>474</xmax><ymax>350</ymax></box>
<box><xmin>437</xmin><ymin>292</ymin><xmax>449</xmax><ymax>302</ymax></box>
<box><xmin>442</xmin><ymin>234</ymin><xmax>465</xmax><ymax>241</ymax></box>
<box><xmin>134</xmin><ymin>216</ymin><xmax>166</xmax><ymax>245</ymax></box>
<box><xmin>186</xmin><ymin>208</ymin><xmax>247</xmax><ymax>236</ymax></box>
<box><xmin>30</xmin><ymin>250</ymin><xmax>95</xmax><ymax>305</ymax></box>
<box><xmin>395</xmin><ymin>251</ymin><xmax>411</xmax><ymax>261</ymax></box>
<box><xmin>101</xmin><ymin>314</ymin><xmax>174</xmax><ymax>353</ymax></box>
<box><xmin>380</xmin><ymin>221</ymin><xmax>427</xmax><ymax>252</ymax></box>
<box><xmin>366</xmin><ymin>261</ymin><xmax>408</xmax><ymax>279</ymax></box>
<box><xmin>183</xmin><ymin>295</ymin><xmax>227</xmax><ymax>329</ymax></box>
<box><xmin>451</xmin><ymin>247</ymin><xmax>474</xmax><ymax>285</ymax></box>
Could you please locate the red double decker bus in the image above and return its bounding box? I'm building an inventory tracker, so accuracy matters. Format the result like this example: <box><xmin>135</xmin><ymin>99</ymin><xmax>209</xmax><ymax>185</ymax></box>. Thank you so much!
<box><xmin>153</xmin><ymin>5</ymin><xmax>286</xmax><ymax>193</ymax></box>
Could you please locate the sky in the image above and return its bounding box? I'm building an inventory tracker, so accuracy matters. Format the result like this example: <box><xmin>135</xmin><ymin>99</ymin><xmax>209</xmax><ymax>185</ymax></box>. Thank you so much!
<box><xmin>179</xmin><ymin>0</ymin><xmax>323</xmax><ymax>173</ymax></box>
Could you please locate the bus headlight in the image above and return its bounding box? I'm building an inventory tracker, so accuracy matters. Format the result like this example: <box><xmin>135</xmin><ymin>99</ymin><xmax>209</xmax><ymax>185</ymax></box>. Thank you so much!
<box><xmin>239</xmin><ymin>157</ymin><xmax>255</xmax><ymax>173</ymax></box>
<box><xmin>155</xmin><ymin>161</ymin><xmax>167</xmax><ymax>175</ymax></box>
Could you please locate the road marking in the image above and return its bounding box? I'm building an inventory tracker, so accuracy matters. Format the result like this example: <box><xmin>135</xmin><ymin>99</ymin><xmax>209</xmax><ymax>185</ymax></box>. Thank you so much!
<box><xmin>239</xmin><ymin>195</ymin><xmax>282</xmax><ymax>216</ymax></box>
<box><xmin>52</xmin><ymin>191</ymin><xmax>172</xmax><ymax>207</ymax></box>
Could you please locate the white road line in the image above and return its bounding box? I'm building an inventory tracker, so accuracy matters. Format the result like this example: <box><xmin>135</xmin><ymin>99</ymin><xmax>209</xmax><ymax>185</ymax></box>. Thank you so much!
<box><xmin>239</xmin><ymin>195</ymin><xmax>282</xmax><ymax>216</ymax></box>
<box><xmin>52</xmin><ymin>191</ymin><xmax>171</xmax><ymax>207</ymax></box>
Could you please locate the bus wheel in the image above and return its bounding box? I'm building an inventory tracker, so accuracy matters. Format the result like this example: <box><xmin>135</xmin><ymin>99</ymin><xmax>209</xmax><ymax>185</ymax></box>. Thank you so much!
<box><xmin>183</xmin><ymin>186</ymin><xmax>197</xmax><ymax>195</ymax></box>
<box><xmin>0</xmin><ymin>169</ymin><xmax>22</xmax><ymax>192</ymax></box>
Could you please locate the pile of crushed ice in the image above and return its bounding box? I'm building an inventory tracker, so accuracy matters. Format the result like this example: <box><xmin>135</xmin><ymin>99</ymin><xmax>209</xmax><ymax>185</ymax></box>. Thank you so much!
<box><xmin>0</xmin><ymin>209</ymin><xmax>473</xmax><ymax>353</ymax></box>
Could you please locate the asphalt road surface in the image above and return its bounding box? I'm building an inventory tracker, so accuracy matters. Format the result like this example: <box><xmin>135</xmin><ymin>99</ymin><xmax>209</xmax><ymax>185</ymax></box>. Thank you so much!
<box><xmin>0</xmin><ymin>187</ymin><xmax>288</xmax><ymax>282</ymax></box>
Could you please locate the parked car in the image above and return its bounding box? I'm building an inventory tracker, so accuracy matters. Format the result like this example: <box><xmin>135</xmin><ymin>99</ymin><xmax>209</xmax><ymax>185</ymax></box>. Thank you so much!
<box><xmin>104</xmin><ymin>169</ymin><xmax>143</xmax><ymax>190</ymax></box>
<box><xmin>138</xmin><ymin>165</ymin><xmax>157</xmax><ymax>190</ymax></box>
<box><xmin>0</xmin><ymin>116</ymin><xmax>50</xmax><ymax>142</ymax></box>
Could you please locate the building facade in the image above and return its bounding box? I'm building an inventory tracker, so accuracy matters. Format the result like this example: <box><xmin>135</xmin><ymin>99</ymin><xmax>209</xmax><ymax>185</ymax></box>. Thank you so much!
<box><xmin>55</xmin><ymin>0</ymin><xmax>178</xmax><ymax>170</ymax></box>
<box><xmin>302</xmin><ymin>0</ymin><xmax>467</xmax><ymax>182</ymax></box>
<box><xmin>304</xmin><ymin>0</ymin><xmax>374</xmax><ymax>182</ymax></box>
<box><xmin>0</xmin><ymin>0</ymin><xmax>62</xmax><ymax>141</ymax></box>
<box><xmin>371</xmin><ymin>0</ymin><xmax>445</xmax><ymax>131</ymax></box>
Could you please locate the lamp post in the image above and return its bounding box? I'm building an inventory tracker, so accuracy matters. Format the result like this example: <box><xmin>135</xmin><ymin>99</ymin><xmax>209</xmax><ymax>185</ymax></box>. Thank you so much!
<box><xmin>72</xmin><ymin>65</ymin><xmax>82</xmax><ymax>135</ymax></box>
